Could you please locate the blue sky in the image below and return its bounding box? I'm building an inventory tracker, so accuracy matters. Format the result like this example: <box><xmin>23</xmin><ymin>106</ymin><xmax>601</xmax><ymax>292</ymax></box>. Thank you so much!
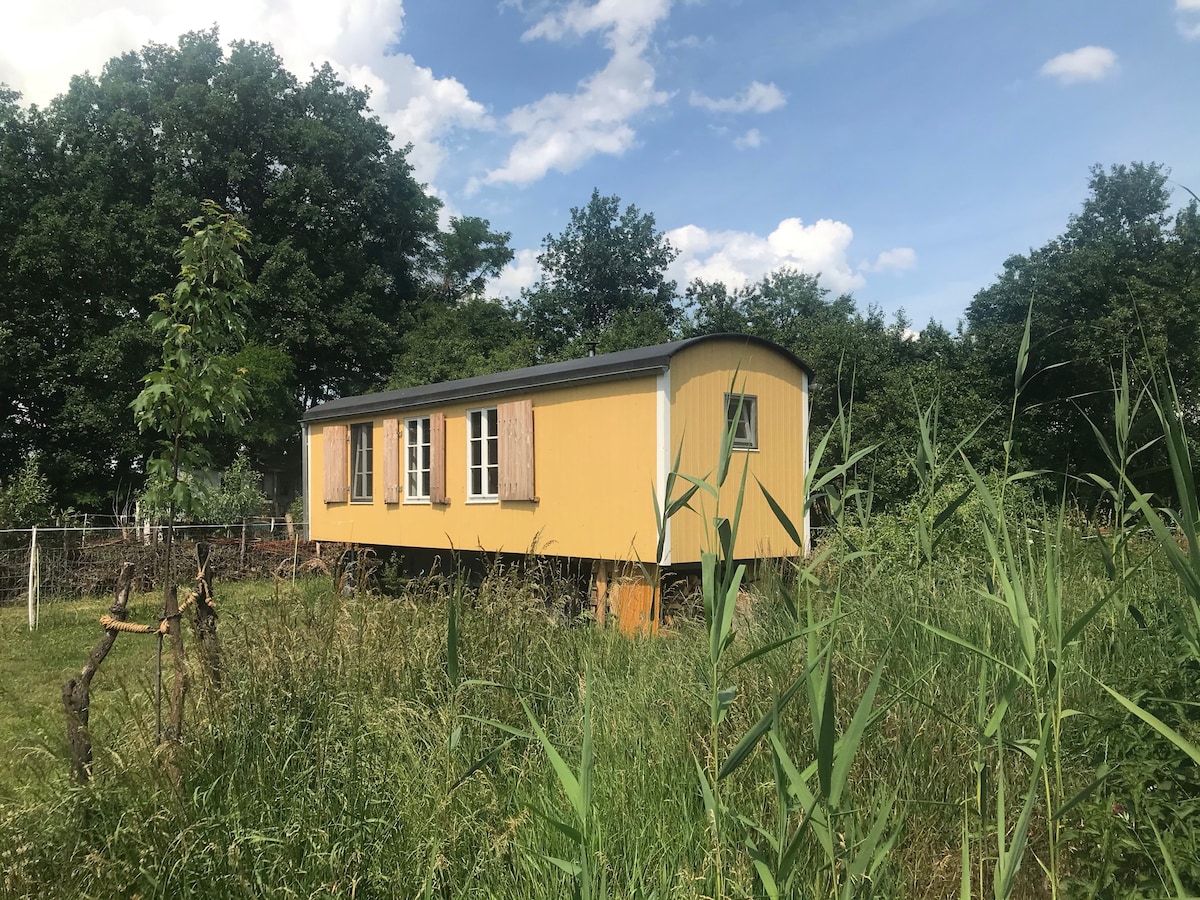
<box><xmin>3</xmin><ymin>0</ymin><xmax>1198</xmax><ymax>328</ymax></box>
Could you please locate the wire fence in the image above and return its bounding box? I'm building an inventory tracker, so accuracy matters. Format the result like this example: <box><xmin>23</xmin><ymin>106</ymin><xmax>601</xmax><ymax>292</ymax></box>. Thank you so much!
<box><xmin>1</xmin><ymin>519</ymin><xmax>342</xmax><ymax>618</ymax></box>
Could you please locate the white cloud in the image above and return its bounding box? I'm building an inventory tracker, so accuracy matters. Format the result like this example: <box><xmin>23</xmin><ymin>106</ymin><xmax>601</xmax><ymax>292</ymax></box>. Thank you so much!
<box><xmin>1039</xmin><ymin>46</ymin><xmax>1118</xmax><ymax>84</ymax></box>
<box><xmin>666</xmin><ymin>34</ymin><xmax>714</xmax><ymax>49</ymax></box>
<box><xmin>477</xmin><ymin>0</ymin><xmax>673</xmax><ymax>188</ymax></box>
<box><xmin>867</xmin><ymin>247</ymin><xmax>917</xmax><ymax>272</ymax></box>
<box><xmin>666</xmin><ymin>218</ymin><xmax>873</xmax><ymax>295</ymax></box>
<box><xmin>489</xmin><ymin>248</ymin><xmax>542</xmax><ymax>298</ymax></box>
<box><xmin>690</xmin><ymin>81</ymin><xmax>786</xmax><ymax>114</ymax></box>
<box><xmin>1178</xmin><ymin>0</ymin><xmax>1200</xmax><ymax>38</ymax></box>
<box><xmin>492</xmin><ymin>218</ymin><xmax>914</xmax><ymax>300</ymax></box>
<box><xmin>733</xmin><ymin>128</ymin><xmax>763</xmax><ymax>150</ymax></box>
<box><xmin>0</xmin><ymin>0</ymin><xmax>492</xmax><ymax>186</ymax></box>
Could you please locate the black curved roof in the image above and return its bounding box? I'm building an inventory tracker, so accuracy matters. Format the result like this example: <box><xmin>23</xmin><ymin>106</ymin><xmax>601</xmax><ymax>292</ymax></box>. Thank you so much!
<box><xmin>302</xmin><ymin>333</ymin><xmax>813</xmax><ymax>423</ymax></box>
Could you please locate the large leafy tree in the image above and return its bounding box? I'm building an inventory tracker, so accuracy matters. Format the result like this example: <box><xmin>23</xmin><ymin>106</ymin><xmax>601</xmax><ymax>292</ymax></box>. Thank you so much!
<box><xmin>432</xmin><ymin>216</ymin><xmax>515</xmax><ymax>303</ymax></box>
<box><xmin>0</xmin><ymin>30</ymin><xmax>442</xmax><ymax>508</ymax></box>
<box><xmin>520</xmin><ymin>189</ymin><xmax>679</xmax><ymax>359</ymax></box>
<box><xmin>966</xmin><ymin>162</ymin><xmax>1200</xmax><ymax>488</ymax></box>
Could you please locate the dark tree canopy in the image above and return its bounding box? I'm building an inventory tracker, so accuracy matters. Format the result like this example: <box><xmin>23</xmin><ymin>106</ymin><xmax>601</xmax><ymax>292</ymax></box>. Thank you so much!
<box><xmin>0</xmin><ymin>30</ymin><xmax>442</xmax><ymax>507</ymax></box>
<box><xmin>966</xmin><ymin>162</ymin><xmax>1200</xmax><ymax>487</ymax></box>
<box><xmin>519</xmin><ymin>188</ymin><xmax>679</xmax><ymax>359</ymax></box>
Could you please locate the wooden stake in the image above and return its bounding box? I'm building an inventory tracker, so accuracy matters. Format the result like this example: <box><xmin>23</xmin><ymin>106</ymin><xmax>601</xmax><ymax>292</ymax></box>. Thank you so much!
<box><xmin>594</xmin><ymin>559</ymin><xmax>609</xmax><ymax>628</ymax></box>
<box><xmin>63</xmin><ymin>562</ymin><xmax>135</xmax><ymax>783</ymax></box>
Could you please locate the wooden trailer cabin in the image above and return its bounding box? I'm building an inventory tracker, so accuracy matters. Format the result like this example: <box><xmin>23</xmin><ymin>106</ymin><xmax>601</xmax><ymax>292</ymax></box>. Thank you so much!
<box><xmin>301</xmin><ymin>334</ymin><xmax>812</xmax><ymax>621</ymax></box>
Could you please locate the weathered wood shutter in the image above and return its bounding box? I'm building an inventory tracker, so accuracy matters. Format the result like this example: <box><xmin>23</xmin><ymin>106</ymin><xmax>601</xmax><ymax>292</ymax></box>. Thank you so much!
<box><xmin>498</xmin><ymin>399</ymin><xmax>535</xmax><ymax>501</ymax></box>
<box><xmin>430</xmin><ymin>412</ymin><xmax>448</xmax><ymax>505</ymax></box>
<box><xmin>323</xmin><ymin>424</ymin><xmax>348</xmax><ymax>503</ymax></box>
<box><xmin>382</xmin><ymin>418</ymin><xmax>400</xmax><ymax>504</ymax></box>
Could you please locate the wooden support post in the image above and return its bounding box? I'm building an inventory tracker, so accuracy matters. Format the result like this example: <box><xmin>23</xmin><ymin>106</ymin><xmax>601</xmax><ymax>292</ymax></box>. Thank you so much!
<box><xmin>63</xmin><ymin>562</ymin><xmax>135</xmax><ymax>783</ymax></box>
<box><xmin>594</xmin><ymin>560</ymin><xmax>609</xmax><ymax>628</ymax></box>
<box><xmin>612</xmin><ymin>563</ymin><xmax>659</xmax><ymax>637</ymax></box>
<box><xmin>27</xmin><ymin>526</ymin><xmax>37</xmax><ymax>632</ymax></box>
<box><xmin>192</xmin><ymin>541</ymin><xmax>221</xmax><ymax>690</ymax></box>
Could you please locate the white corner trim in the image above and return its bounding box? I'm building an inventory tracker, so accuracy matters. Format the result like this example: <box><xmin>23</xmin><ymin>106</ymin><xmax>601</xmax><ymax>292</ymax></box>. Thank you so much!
<box><xmin>656</xmin><ymin>369</ymin><xmax>671</xmax><ymax>566</ymax></box>
<box><xmin>301</xmin><ymin>422</ymin><xmax>311</xmax><ymax>541</ymax></box>
<box><xmin>801</xmin><ymin>374</ymin><xmax>811</xmax><ymax>556</ymax></box>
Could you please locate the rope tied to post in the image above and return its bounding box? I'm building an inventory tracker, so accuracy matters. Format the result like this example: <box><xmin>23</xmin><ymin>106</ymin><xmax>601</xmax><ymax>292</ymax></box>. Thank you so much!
<box><xmin>98</xmin><ymin>581</ymin><xmax>207</xmax><ymax>635</ymax></box>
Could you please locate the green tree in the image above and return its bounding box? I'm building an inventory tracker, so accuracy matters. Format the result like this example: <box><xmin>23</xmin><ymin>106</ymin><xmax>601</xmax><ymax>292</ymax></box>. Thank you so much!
<box><xmin>0</xmin><ymin>30</ymin><xmax>442</xmax><ymax>508</ymax></box>
<box><xmin>433</xmin><ymin>216</ymin><xmax>515</xmax><ymax>302</ymax></box>
<box><xmin>389</xmin><ymin>297</ymin><xmax>537</xmax><ymax>388</ymax></box>
<box><xmin>131</xmin><ymin>200</ymin><xmax>252</xmax><ymax>746</ymax></box>
<box><xmin>520</xmin><ymin>189</ymin><xmax>679</xmax><ymax>359</ymax></box>
<box><xmin>966</xmin><ymin>162</ymin><xmax>1200</xmax><ymax>492</ymax></box>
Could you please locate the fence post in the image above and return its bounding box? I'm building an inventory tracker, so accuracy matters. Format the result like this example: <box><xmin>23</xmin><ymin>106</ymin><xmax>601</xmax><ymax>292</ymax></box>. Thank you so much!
<box><xmin>27</xmin><ymin>526</ymin><xmax>38</xmax><ymax>631</ymax></box>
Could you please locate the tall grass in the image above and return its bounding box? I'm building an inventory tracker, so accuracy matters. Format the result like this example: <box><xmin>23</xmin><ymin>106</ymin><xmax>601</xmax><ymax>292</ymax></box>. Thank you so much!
<box><xmin>2</xmin><ymin>349</ymin><xmax>1199</xmax><ymax>897</ymax></box>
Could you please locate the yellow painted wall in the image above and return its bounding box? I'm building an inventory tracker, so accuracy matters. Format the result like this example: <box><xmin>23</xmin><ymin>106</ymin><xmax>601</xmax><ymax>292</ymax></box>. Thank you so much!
<box><xmin>668</xmin><ymin>341</ymin><xmax>807</xmax><ymax>564</ymax></box>
<box><xmin>308</xmin><ymin>376</ymin><xmax>661</xmax><ymax>561</ymax></box>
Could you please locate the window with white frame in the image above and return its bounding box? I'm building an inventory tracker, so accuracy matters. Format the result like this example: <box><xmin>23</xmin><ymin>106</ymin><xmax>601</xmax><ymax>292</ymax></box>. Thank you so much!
<box><xmin>725</xmin><ymin>393</ymin><xmax>758</xmax><ymax>450</ymax></box>
<box><xmin>468</xmin><ymin>407</ymin><xmax>499</xmax><ymax>500</ymax></box>
<box><xmin>405</xmin><ymin>416</ymin><xmax>431</xmax><ymax>501</ymax></box>
<box><xmin>350</xmin><ymin>422</ymin><xmax>374</xmax><ymax>501</ymax></box>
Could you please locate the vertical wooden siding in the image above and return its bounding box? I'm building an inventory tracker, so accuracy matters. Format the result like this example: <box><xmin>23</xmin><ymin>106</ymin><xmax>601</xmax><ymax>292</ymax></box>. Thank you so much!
<box><xmin>382</xmin><ymin>418</ymin><xmax>400</xmax><ymax>504</ymax></box>
<box><xmin>498</xmin><ymin>399</ymin><xmax>535</xmax><ymax>501</ymax></box>
<box><xmin>668</xmin><ymin>341</ymin><xmax>806</xmax><ymax>564</ymax></box>
<box><xmin>430</xmin><ymin>412</ymin><xmax>448</xmax><ymax>504</ymax></box>
<box><xmin>322</xmin><ymin>424</ymin><xmax>348</xmax><ymax>503</ymax></box>
<box><xmin>306</xmin><ymin>377</ymin><xmax>659</xmax><ymax>560</ymax></box>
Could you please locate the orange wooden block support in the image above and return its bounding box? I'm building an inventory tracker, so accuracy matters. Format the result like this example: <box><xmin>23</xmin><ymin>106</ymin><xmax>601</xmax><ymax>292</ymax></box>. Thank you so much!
<box><xmin>594</xmin><ymin>561</ymin><xmax>659</xmax><ymax>636</ymax></box>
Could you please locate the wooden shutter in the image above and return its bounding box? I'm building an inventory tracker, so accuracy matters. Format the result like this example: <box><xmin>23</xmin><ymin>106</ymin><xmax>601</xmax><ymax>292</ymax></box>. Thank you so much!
<box><xmin>429</xmin><ymin>412</ymin><xmax>448</xmax><ymax>505</ymax></box>
<box><xmin>322</xmin><ymin>424</ymin><xmax>348</xmax><ymax>503</ymax></box>
<box><xmin>382</xmin><ymin>418</ymin><xmax>400</xmax><ymax>504</ymax></box>
<box><xmin>498</xmin><ymin>399</ymin><xmax>535</xmax><ymax>501</ymax></box>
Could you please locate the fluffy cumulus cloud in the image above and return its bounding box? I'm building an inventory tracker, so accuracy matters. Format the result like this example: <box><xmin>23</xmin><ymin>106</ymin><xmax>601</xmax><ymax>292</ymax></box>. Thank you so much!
<box><xmin>733</xmin><ymin>128</ymin><xmax>763</xmax><ymax>150</ymax></box>
<box><xmin>490</xmin><ymin>248</ymin><xmax>542</xmax><ymax>297</ymax></box>
<box><xmin>1178</xmin><ymin>0</ymin><xmax>1200</xmax><ymax>39</ymax></box>
<box><xmin>1039</xmin><ymin>46</ymin><xmax>1118</xmax><ymax>84</ymax></box>
<box><xmin>664</xmin><ymin>218</ymin><xmax>913</xmax><ymax>295</ymax></box>
<box><xmin>689</xmin><ymin>80</ymin><xmax>786</xmax><ymax>114</ymax></box>
<box><xmin>475</xmin><ymin>0</ymin><xmax>673</xmax><ymax>189</ymax></box>
<box><xmin>488</xmin><ymin>220</ymin><xmax>915</xmax><ymax>299</ymax></box>
<box><xmin>867</xmin><ymin>246</ymin><xmax>917</xmax><ymax>272</ymax></box>
<box><xmin>0</xmin><ymin>0</ymin><xmax>491</xmax><ymax>186</ymax></box>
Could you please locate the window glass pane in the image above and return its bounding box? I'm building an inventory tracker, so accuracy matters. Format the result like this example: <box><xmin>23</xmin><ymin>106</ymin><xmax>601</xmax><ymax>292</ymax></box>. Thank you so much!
<box><xmin>351</xmin><ymin>423</ymin><xmax>373</xmax><ymax>499</ymax></box>
<box><xmin>422</xmin><ymin>445</ymin><xmax>430</xmax><ymax>469</ymax></box>
<box><xmin>421</xmin><ymin>472</ymin><xmax>430</xmax><ymax>496</ymax></box>
<box><xmin>487</xmin><ymin>408</ymin><xmax>497</xmax><ymax>435</ymax></box>
<box><xmin>471</xmin><ymin>468</ymin><xmax>481</xmax><ymax>496</ymax></box>
<box><xmin>487</xmin><ymin>437</ymin><xmax>498</xmax><ymax>465</ymax></box>
<box><xmin>471</xmin><ymin>439</ymin><xmax>481</xmax><ymax>467</ymax></box>
<box><xmin>487</xmin><ymin>467</ymin><xmax>498</xmax><ymax>496</ymax></box>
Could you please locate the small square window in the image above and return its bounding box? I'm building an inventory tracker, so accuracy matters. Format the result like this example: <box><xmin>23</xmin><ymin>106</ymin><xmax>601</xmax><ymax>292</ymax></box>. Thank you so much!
<box><xmin>725</xmin><ymin>394</ymin><xmax>758</xmax><ymax>450</ymax></box>
<box><xmin>350</xmin><ymin>422</ymin><xmax>374</xmax><ymax>501</ymax></box>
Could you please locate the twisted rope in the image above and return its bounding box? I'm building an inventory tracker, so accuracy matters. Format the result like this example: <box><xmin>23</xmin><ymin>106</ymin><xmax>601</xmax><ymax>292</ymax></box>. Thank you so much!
<box><xmin>98</xmin><ymin>570</ymin><xmax>211</xmax><ymax>635</ymax></box>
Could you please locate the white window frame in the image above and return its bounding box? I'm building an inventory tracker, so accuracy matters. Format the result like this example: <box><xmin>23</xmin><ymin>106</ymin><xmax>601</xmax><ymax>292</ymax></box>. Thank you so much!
<box><xmin>405</xmin><ymin>416</ymin><xmax>432</xmax><ymax>503</ymax></box>
<box><xmin>350</xmin><ymin>422</ymin><xmax>374</xmax><ymax>502</ymax></box>
<box><xmin>725</xmin><ymin>393</ymin><xmax>759</xmax><ymax>451</ymax></box>
<box><xmin>467</xmin><ymin>406</ymin><xmax>499</xmax><ymax>502</ymax></box>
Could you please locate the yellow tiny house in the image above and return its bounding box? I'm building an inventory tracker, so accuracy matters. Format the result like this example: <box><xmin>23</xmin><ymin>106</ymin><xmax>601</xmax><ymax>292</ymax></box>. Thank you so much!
<box><xmin>301</xmin><ymin>333</ymin><xmax>812</xmax><ymax>571</ymax></box>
